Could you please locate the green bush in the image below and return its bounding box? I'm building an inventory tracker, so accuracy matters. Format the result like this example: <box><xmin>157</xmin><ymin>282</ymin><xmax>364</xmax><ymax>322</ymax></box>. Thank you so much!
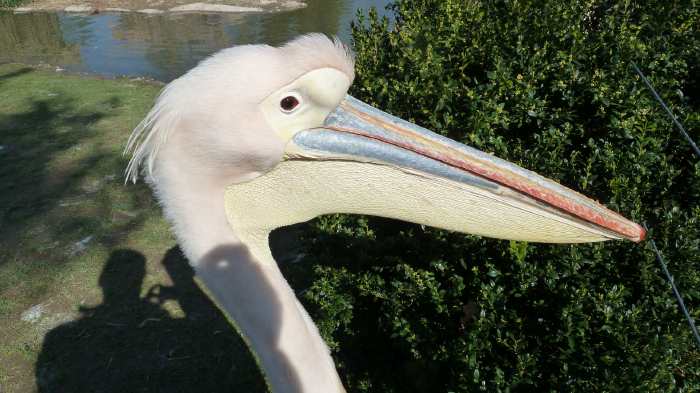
<box><xmin>0</xmin><ymin>0</ymin><xmax>26</xmax><ymax>8</ymax></box>
<box><xmin>292</xmin><ymin>1</ymin><xmax>700</xmax><ymax>392</ymax></box>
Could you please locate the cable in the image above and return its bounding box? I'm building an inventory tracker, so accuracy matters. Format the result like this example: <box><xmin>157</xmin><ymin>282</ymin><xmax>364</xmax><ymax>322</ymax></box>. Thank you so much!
<box><xmin>632</xmin><ymin>62</ymin><xmax>700</xmax><ymax>159</ymax></box>
<box><xmin>644</xmin><ymin>224</ymin><xmax>700</xmax><ymax>349</ymax></box>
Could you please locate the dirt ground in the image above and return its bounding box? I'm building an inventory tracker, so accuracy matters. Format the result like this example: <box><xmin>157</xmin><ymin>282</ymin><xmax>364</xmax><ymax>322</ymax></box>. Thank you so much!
<box><xmin>13</xmin><ymin>0</ymin><xmax>305</xmax><ymax>13</ymax></box>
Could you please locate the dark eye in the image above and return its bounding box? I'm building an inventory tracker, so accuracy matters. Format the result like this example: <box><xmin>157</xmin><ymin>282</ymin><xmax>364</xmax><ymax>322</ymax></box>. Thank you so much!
<box><xmin>280</xmin><ymin>95</ymin><xmax>300</xmax><ymax>112</ymax></box>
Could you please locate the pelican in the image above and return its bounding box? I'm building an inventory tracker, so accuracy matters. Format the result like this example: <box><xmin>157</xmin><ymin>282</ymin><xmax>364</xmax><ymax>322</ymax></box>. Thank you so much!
<box><xmin>125</xmin><ymin>34</ymin><xmax>645</xmax><ymax>393</ymax></box>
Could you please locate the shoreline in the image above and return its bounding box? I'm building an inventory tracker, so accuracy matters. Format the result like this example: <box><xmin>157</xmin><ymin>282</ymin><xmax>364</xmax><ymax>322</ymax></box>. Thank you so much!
<box><xmin>0</xmin><ymin>62</ymin><xmax>167</xmax><ymax>85</ymax></box>
<box><xmin>7</xmin><ymin>0</ymin><xmax>305</xmax><ymax>14</ymax></box>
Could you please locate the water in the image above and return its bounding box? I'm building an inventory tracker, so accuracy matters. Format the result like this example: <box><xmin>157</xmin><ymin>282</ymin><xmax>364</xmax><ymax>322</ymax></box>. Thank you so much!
<box><xmin>0</xmin><ymin>0</ymin><xmax>391</xmax><ymax>81</ymax></box>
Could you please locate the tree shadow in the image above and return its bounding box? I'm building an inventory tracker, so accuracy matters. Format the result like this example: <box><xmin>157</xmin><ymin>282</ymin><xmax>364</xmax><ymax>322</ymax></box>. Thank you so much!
<box><xmin>0</xmin><ymin>64</ymin><xmax>155</xmax><ymax>297</ymax></box>
<box><xmin>0</xmin><ymin>68</ymin><xmax>151</xmax><ymax>265</ymax></box>
<box><xmin>0</xmin><ymin>96</ymin><xmax>104</xmax><ymax>229</ymax></box>
<box><xmin>0</xmin><ymin>66</ymin><xmax>32</xmax><ymax>86</ymax></box>
<box><xmin>36</xmin><ymin>247</ymin><xmax>267</xmax><ymax>392</ymax></box>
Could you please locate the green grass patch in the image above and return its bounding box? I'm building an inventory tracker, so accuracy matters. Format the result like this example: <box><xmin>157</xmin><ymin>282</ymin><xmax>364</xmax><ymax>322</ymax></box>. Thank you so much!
<box><xmin>0</xmin><ymin>64</ymin><xmax>266</xmax><ymax>392</ymax></box>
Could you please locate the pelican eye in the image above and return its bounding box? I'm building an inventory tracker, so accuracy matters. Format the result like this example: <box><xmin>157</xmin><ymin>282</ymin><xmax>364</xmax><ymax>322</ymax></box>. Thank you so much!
<box><xmin>280</xmin><ymin>95</ymin><xmax>301</xmax><ymax>113</ymax></box>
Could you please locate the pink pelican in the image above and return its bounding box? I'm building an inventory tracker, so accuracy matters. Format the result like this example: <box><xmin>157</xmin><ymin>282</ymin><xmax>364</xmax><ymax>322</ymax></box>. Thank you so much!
<box><xmin>125</xmin><ymin>34</ymin><xmax>645</xmax><ymax>393</ymax></box>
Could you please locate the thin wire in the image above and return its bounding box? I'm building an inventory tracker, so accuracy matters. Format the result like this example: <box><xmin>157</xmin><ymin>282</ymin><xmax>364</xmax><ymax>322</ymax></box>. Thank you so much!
<box><xmin>632</xmin><ymin>62</ymin><xmax>700</xmax><ymax>159</ymax></box>
<box><xmin>643</xmin><ymin>224</ymin><xmax>700</xmax><ymax>349</ymax></box>
<box><xmin>633</xmin><ymin>63</ymin><xmax>700</xmax><ymax>347</ymax></box>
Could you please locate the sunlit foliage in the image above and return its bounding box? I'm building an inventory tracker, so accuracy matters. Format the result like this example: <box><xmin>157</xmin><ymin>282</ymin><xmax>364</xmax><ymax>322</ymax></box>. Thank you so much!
<box><xmin>295</xmin><ymin>1</ymin><xmax>700</xmax><ymax>391</ymax></box>
<box><xmin>0</xmin><ymin>0</ymin><xmax>26</xmax><ymax>8</ymax></box>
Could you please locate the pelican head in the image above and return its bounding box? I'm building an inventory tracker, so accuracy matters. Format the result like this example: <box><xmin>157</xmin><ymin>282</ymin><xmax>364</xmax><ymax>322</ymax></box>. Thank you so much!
<box><xmin>125</xmin><ymin>34</ymin><xmax>644</xmax><ymax>393</ymax></box>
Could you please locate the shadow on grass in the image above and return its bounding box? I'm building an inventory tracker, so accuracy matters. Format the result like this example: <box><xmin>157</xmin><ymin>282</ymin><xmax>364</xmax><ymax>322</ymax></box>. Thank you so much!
<box><xmin>0</xmin><ymin>65</ymin><xmax>153</xmax><ymax>287</ymax></box>
<box><xmin>1</xmin><ymin>92</ymin><xmax>107</xmax><ymax>233</ymax></box>
<box><xmin>0</xmin><ymin>66</ymin><xmax>32</xmax><ymax>86</ymax></box>
<box><xmin>36</xmin><ymin>247</ymin><xmax>267</xmax><ymax>392</ymax></box>
<box><xmin>1</xmin><ymin>66</ymin><xmax>266</xmax><ymax>391</ymax></box>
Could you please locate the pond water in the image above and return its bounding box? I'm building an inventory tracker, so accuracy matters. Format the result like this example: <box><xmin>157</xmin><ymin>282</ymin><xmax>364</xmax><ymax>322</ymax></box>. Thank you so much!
<box><xmin>0</xmin><ymin>0</ymin><xmax>391</xmax><ymax>81</ymax></box>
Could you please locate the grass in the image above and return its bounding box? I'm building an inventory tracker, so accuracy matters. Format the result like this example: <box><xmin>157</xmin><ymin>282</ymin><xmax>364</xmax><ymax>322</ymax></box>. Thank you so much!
<box><xmin>0</xmin><ymin>64</ymin><xmax>267</xmax><ymax>392</ymax></box>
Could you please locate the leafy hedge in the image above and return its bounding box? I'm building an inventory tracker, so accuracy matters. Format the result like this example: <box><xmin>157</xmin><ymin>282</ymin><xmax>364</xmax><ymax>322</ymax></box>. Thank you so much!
<box><xmin>292</xmin><ymin>1</ymin><xmax>700</xmax><ymax>392</ymax></box>
<box><xmin>0</xmin><ymin>0</ymin><xmax>26</xmax><ymax>8</ymax></box>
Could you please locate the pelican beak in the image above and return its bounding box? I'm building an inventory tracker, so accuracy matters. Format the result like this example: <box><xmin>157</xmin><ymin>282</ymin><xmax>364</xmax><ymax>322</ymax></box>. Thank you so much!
<box><xmin>286</xmin><ymin>95</ymin><xmax>645</xmax><ymax>243</ymax></box>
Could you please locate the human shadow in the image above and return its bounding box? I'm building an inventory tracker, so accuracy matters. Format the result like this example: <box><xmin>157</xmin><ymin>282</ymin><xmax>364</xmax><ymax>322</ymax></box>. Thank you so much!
<box><xmin>36</xmin><ymin>248</ymin><xmax>267</xmax><ymax>392</ymax></box>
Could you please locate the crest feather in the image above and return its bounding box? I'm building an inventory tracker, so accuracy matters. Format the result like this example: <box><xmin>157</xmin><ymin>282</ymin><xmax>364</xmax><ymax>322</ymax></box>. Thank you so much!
<box><xmin>123</xmin><ymin>34</ymin><xmax>354</xmax><ymax>183</ymax></box>
<box><xmin>123</xmin><ymin>80</ymin><xmax>181</xmax><ymax>183</ymax></box>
